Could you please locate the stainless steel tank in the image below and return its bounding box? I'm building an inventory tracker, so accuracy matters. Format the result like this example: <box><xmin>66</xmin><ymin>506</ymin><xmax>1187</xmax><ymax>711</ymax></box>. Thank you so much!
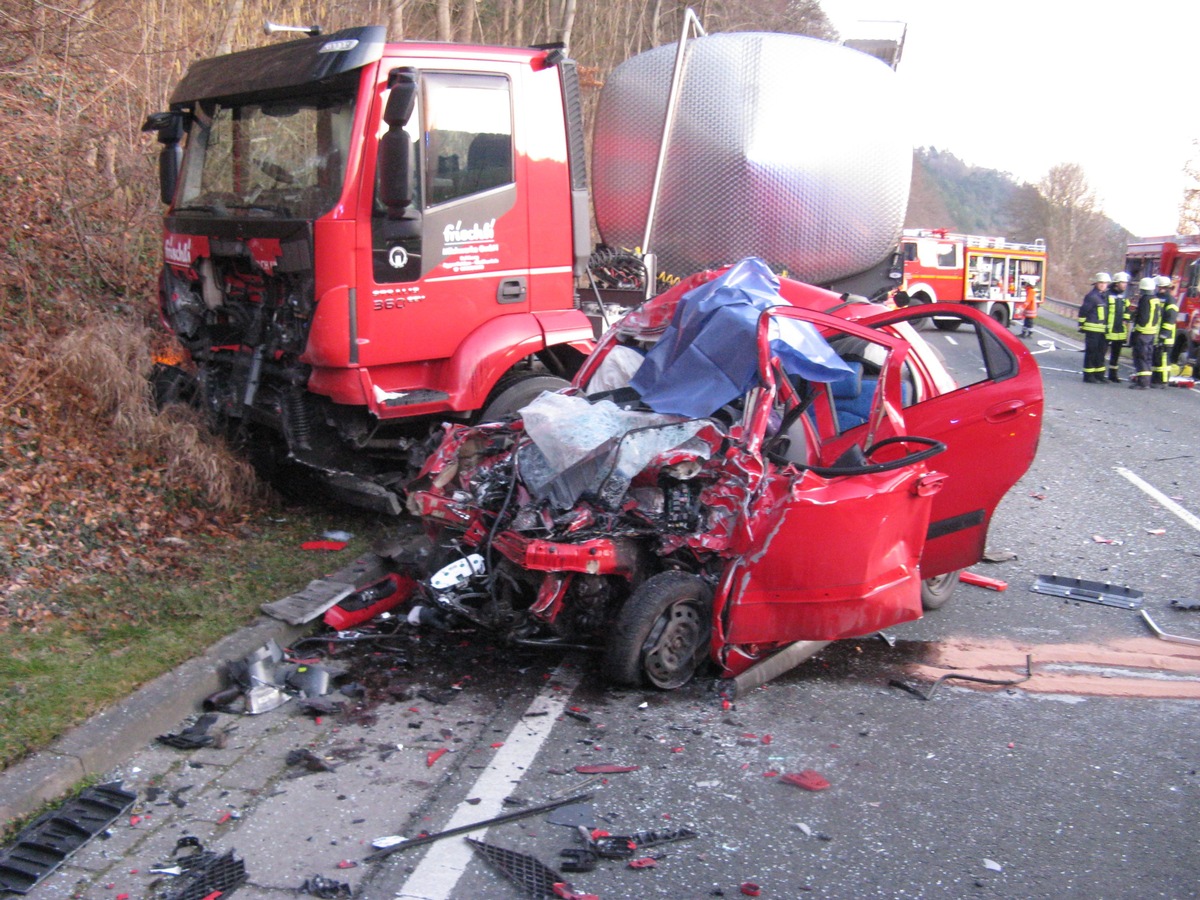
<box><xmin>591</xmin><ymin>31</ymin><xmax>911</xmax><ymax>286</ymax></box>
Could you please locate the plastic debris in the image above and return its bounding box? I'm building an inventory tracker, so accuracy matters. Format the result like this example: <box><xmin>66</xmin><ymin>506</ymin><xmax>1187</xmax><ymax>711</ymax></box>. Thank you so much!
<box><xmin>780</xmin><ymin>770</ymin><xmax>830</xmax><ymax>791</ymax></box>
<box><xmin>959</xmin><ymin>571</ymin><xmax>1008</xmax><ymax>591</ymax></box>
<box><xmin>156</xmin><ymin>713</ymin><xmax>220</xmax><ymax>750</ymax></box>
<box><xmin>426</xmin><ymin>748</ymin><xmax>449</xmax><ymax>767</ymax></box>
<box><xmin>983</xmin><ymin>858</ymin><xmax>1003</xmax><ymax>872</ymax></box>
<box><xmin>0</xmin><ymin>783</ymin><xmax>136</xmax><ymax>894</ymax></box>
<box><xmin>741</xmin><ymin>883</ymin><xmax>762</xmax><ymax>896</ymax></box>
<box><xmin>302</xmin><ymin>540</ymin><xmax>349</xmax><ymax>551</ymax></box>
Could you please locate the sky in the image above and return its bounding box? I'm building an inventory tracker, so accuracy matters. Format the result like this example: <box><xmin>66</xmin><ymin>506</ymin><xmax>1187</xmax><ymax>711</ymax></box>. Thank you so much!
<box><xmin>820</xmin><ymin>0</ymin><xmax>1200</xmax><ymax>237</ymax></box>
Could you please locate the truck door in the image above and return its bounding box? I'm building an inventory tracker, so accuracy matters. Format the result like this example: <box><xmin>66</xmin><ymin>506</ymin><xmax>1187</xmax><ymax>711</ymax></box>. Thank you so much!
<box><xmin>858</xmin><ymin>304</ymin><xmax>1044</xmax><ymax>577</ymax></box>
<box><xmin>362</xmin><ymin>67</ymin><xmax>528</xmax><ymax>385</ymax></box>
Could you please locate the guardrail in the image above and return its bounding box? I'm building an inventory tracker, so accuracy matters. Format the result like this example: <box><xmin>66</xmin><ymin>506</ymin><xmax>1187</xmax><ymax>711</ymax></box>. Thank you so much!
<box><xmin>1043</xmin><ymin>296</ymin><xmax>1079</xmax><ymax>318</ymax></box>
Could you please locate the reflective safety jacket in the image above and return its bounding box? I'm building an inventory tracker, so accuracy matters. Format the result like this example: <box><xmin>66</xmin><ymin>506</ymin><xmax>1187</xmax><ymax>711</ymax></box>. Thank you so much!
<box><xmin>1131</xmin><ymin>291</ymin><xmax>1163</xmax><ymax>336</ymax></box>
<box><xmin>1079</xmin><ymin>287</ymin><xmax>1108</xmax><ymax>333</ymax></box>
<box><xmin>1158</xmin><ymin>290</ymin><xmax>1179</xmax><ymax>344</ymax></box>
<box><xmin>1105</xmin><ymin>287</ymin><xmax>1130</xmax><ymax>340</ymax></box>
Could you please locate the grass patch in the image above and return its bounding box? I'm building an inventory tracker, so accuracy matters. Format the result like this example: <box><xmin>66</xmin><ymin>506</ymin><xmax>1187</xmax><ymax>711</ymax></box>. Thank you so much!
<box><xmin>0</xmin><ymin>507</ymin><xmax>391</xmax><ymax>771</ymax></box>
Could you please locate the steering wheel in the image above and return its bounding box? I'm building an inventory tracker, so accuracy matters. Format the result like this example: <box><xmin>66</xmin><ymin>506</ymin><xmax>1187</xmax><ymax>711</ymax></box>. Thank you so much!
<box><xmin>804</xmin><ymin>435</ymin><xmax>946</xmax><ymax>477</ymax></box>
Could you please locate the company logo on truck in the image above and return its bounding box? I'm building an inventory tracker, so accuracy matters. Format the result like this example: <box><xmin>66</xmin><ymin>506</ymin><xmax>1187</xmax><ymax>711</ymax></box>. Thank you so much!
<box><xmin>442</xmin><ymin>219</ymin><xmax>499</xmax><ymax>275</ymax></box>
<box><xmin>164</xmin><ymin>234</ymin><xmax>195</xmax><ymax>266</ymax></box>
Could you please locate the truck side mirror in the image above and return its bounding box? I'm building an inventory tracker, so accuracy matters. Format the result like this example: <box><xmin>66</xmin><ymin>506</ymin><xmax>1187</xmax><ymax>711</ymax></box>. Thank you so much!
<box><xmin>143</xmin><ymin>111</ymin><xmax>186</xmax><ymax>205</ymax></box>
<box><xmin>379</xmin><ymin>68</ymin><xmax>417</xmax><ymax>216</ymax></box>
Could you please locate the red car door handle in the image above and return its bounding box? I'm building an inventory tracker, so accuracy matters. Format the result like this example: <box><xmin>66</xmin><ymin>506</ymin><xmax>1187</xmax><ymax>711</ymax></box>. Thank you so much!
<box><xmin>985</xmin><ymin>399</ymin><xmax>1024</xmax><ymax>422</ymax></box>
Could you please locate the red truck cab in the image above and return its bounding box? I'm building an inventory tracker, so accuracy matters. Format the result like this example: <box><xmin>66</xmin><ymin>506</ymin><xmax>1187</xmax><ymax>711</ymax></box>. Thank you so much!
<box><xmin>146</xmin><ymin>27</ymin><xmax>594</xmax><ymax>512</ymax></box>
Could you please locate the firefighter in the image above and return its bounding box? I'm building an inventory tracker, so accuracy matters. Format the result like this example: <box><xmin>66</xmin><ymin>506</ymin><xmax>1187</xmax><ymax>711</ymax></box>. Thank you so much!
<box><xmin>1153</xmin><ymin>275</ymin><xmax>1179</xmax><ymax>385</ymax></box>
<box><xmin>1020</xmin><ymin>279</ymin><xmax>1039</xmax><ymax>338</ymax></box>
<box><xmin>1105</xmin><ymin>271</ymin><xmax>1131</xmax><ymax>382</ymax></box>
<box><xmin>1128</xmin><ymin>276</ymin><xmax>1163</xmax><ymax>389</ymax></box>
<box><xmin>1078</xmin><ymin>272</ymin><xmax>1110</xmax><ymax>383</ymax></box>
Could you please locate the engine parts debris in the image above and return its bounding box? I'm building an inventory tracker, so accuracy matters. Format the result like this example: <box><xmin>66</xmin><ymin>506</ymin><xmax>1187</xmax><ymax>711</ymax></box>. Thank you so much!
<box><xmin>1140</xmin><ymin>610</ymin><xmax>1200</xmax><ymax>647</ymax></box>
<box><xmin>1170</xmin><ymin>598</ymin><xmax>1200</xmax><ymax>611</ymax></box>
<box><xmin>0</xmin><ymin>782</ymin><xmax>136</xmax><ymax>895</ymax></box>
<box><xmin>890</xmin><ymin>654</ymin><xmax>1034</xmax><ymax>701</ymax></box>
<box><xmin>1030</xmin><ymin>575</ymin><xmax>1143</xmax><ymax>609</ymax></box>
<box><xmin>365</xmin><ymin>793</ymin><xmax>594</xmax><ymax>861</ymax></box>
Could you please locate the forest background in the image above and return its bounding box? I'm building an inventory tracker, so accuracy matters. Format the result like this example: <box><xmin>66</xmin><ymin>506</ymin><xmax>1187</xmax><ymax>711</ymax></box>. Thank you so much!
<box><xmin>0</xmin><ymin>0</ymin><xmax>1151</xmax><ymax>768</ymax></box>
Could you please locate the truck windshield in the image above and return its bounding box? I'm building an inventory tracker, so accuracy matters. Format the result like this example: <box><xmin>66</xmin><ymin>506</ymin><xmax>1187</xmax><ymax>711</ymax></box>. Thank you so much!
<box><xmin>176</xmin><ymin>89</ymin><xmax>356</xmax><ymax>220</ymax></box>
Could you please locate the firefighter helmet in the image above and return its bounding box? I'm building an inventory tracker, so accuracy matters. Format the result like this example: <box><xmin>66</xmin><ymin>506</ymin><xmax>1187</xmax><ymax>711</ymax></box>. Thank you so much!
<box><xmin>1094</xmin><ymin>272</ymin><xmax>1112</xmax><ymax>284</ymax></box>
<box><xmin>1139</xmin><ymin>277</ymin><xmax>1156</xmax><ymax>292</ymax></box>
<box><xmin>1113</xmin><ymin>271</ymin><xmax>1130</xmax><ymax>283</ymax></box>
<box><xmin>1156</xmin><ymin>275</ymin><xmax>1173</xmax><ymax>288</ymax></box>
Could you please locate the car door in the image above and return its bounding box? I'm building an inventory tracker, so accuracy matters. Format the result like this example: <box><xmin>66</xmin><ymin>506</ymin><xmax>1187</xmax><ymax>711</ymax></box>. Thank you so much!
<box><xmin>717</xmin><ymin>308</ymin><xmax>946</xmax><ymax>650</ymax></box>
<box><xmin>855</xmin><ymin>304</ymin><xmax>1044</xmax><ymax>577</ymax></box>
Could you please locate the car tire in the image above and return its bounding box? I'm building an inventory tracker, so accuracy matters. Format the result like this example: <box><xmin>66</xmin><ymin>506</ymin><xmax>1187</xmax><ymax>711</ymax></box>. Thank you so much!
<box><xmin>478</xmin><ymin>373</ymin><xmax>570</xmax><ymax>423</ymax></box>
<box><xmin>933</xmin><ymin>317</ymin><xmax>961</xmax><ymax>332</ymax></box>
<box><xmin>604</xmin><ymin>571</ymin><xmax>712</xmax><ymax>689</ymax></box>
<box><xmin>920</xmin><ymin>570</ymin><xmax>961</xmax><ymax>610</ymax></box>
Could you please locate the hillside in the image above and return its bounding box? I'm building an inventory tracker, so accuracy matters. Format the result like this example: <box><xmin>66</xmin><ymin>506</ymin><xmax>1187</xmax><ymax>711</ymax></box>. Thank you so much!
<box><xmin>905</xmin><ymin>147</ymin><xmax>1131</xmax><ymax>296</ymax></box>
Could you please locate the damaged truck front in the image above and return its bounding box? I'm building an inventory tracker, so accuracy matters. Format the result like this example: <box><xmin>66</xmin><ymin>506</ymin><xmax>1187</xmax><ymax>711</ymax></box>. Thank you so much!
<box><xmin>143</xmin><ymin>22</ymin><xmax>912</xmax><ymax>513</ymax></box>
<box><xmin>403</xmin><ymin>259</ymin><xmax>1043</xmax><ymax>691</ymax></box>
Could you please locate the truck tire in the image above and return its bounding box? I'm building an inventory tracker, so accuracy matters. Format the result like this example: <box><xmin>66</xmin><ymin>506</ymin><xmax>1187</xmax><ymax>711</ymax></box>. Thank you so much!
<box><xmin>920</xmin><ymin>570</ymin><xmax>961</xmax><ymax>610</ymax></box>
<box><xmin>477</xmin><ymin>374</ymin><xmax>569</xmax><ymax>423</ymax></box>
<box><xmin>990</xmin><ymin>304</ymin><xmax>1010</xmax><ymax>328</ymax></box>
<box><xmin>933</xmin><ymin>317</ymin><xmax>961</xmax><ymax>332</ymax></box>
<box><xmin>604</xmin><ymin>571</ymin><xmax>712</xmax><ymax>689</ymax></box>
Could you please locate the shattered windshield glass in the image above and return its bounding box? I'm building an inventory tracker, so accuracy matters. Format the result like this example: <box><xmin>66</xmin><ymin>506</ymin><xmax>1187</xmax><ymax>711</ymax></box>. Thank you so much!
<box><xmin>177</xmin><ymin>88</ymin><xmax>356</xmax><ymax>219</ymax></box>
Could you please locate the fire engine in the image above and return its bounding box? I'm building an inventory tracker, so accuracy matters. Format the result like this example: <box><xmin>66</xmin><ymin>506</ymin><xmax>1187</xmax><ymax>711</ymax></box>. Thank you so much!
<box><xmin>141</xmin><ymin>19</ymin><xmax>912</xmax><ymax>513</ymax></box>
<box><xmin>1124</xmin><ymin>235</ymin><xmax>1200</xmax><ymax>365</ymax></box>
<box><xmin>895</xmin><ymin>229</ymin><xmax>1047</xmax><ymax>329</ymax></box>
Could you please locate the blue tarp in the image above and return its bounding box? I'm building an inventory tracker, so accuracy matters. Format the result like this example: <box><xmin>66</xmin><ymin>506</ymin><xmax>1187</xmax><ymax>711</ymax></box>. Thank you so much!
<box><xmin>629</xmin><ymin>258</ymin><xmax>856</xmax><ymax>418</ymax></box>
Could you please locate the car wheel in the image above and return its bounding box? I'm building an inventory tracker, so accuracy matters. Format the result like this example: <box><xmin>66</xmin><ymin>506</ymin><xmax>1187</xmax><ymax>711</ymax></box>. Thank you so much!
<box><xmin>605</xmin><ymin>571</ymin><xmax>711</xmax><ymax>689</ymax></box>
<box><xmin>920</xmin><ymin>570</ymin><xmax>961</xmax><ymax>610</ymax></box>
<box><xmin>478</xmin><ymin>374</ymin><xmax>570</xmax><ymax>423</ymax></box>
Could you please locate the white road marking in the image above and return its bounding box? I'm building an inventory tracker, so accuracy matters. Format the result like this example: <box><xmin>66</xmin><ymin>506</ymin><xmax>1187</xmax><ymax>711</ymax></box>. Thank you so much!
<box><xmin>1116</xmin><ymin>467</ymin><xmax>1200</xmax><ymax>533</ymax></box>
<box><xmin>394</xmin><ymin>663</ymin><xmax>582</xmax><ymax>899</ymax></box>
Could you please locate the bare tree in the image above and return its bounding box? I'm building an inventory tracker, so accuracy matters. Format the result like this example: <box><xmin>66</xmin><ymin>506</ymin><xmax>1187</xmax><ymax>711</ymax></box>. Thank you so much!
<box><xmin>1037</xmin><ymin>163</ymin><xmax>1116</xmax><ymax>298</ymax></box>
<box><xmin>1178</xmin><ymin>139</ymin><xmax>1200</xmax><ymax>236</ymax></box>
<box><xmin>214</xmin><ymin>0</ymin><xmax>245</xmax><ymax>55</ymax></box>
<box><xmin>387</xmin><ymin>0</ymin><xmax>405</xmax><ymax>40</ymax></box>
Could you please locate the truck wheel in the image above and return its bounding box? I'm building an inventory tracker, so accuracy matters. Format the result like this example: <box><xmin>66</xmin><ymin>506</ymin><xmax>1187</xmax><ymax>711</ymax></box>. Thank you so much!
<box><xmin>933</xmin><ymin>317</ymin><xmax>961</xmax><ymax>332</ymax></box>
<box><xmin>604</xmin><ymin>571</ymin><xmax>711</xmax><ymax>689</ymax></box>
<box><xmin>478</xmin><ymin>374</ymin><xmax>569</xmax><ymax>423</ymax></box>
<box><xmin>990</xmin><ymin>305</ymin><xmax>1010</xmax><ymax>328</ymax></box>
<box><xmin>920</xmin><ymin>570</ymin><xmax>961</xmax><ymax>610</ymax></box>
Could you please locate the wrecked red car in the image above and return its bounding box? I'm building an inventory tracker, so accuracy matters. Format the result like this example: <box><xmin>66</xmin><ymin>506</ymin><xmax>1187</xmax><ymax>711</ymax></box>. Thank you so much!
<box><xmin>404</xmin><ymin>259</ymin><xmax>1043</xmax><ymax>690</ymax></box>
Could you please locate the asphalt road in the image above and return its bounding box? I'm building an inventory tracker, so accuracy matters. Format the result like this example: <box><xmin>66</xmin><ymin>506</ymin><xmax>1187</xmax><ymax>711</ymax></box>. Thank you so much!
<box><xmin>11</xmin><ymin>322</ymin><xmax>1200</xmax><ymax>900</ymax></box>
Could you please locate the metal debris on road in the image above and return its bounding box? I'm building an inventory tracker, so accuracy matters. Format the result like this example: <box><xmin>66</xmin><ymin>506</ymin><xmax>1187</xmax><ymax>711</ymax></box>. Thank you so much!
<box><xmin>1140</xmin><ymin>610</ymin><xmax>1200</xmax><ymax>647</ymax></box>
<box><xmin>890</xmin><ymin>654</ymin><xmax>1034</xmax><ymax>701</ymax></box>
<box><xmin>365</xmin><ymin>793</ymin><xmax>595</xmax><ymax>861</ymax></box>
<box><xmin>1030</xmin><ymin>575</ymin><xmax>1143</xmax><ymax>609</ymax></box>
